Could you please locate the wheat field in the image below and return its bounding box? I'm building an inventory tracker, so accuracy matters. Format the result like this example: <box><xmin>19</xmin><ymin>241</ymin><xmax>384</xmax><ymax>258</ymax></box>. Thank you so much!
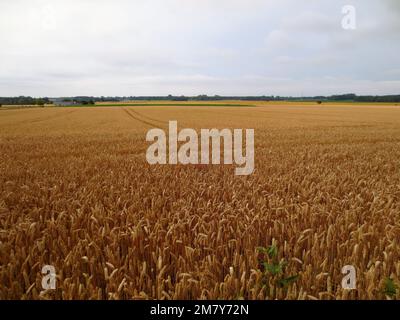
<box><xmin>1</xmin><ymin>101</ymin><xmax>400</xmax><ymax>300</ymax></box>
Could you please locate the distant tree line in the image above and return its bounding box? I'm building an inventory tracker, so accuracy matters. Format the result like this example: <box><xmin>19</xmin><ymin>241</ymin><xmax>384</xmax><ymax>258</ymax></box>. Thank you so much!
<box><xmin>300</xmin><ymin>94</ymin><xmax>400</xmax><ymax>103</ymax></box>
<box><xmin>64</xmin><ymin>96</ymin><xmax>118</xmax><ymax>103</ymax></box>
<box><xmin>123</xmin><ymin>94</ymin><xmax>400</xmax><ymax>102</ymax></box>
<box><xmin>0</xmin><ymin>96</ymin><xmax>118</xmax><ymax>106</ymax></box>
<box><xmin>61</xmin><ymin>98</ymin><xmax>95</xmax><ymax>105</ymax></box>
<box><xmin>1</xmin><ymin>94</ymin><xmax>400</xmax><ymax>105</ymax></box>
<box><xmin>0</xmin><ymin>96</ymin><xmax>51</xmax><ymax>105</ymax></box>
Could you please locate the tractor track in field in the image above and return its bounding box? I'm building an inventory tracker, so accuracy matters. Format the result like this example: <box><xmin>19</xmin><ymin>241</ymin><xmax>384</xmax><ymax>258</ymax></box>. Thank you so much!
<box><xmin>122</xmin><ymin>107</ymin><xmax>191</xmax><ymax>128</ymax></box>
<box><xmin>121</xmin><ymin>108</ymin><xmax>164</xmax><ymax>128</ymax></box>
<box><xmin>125</xmin><ymin>108</ymin><xmax>166</xmax><ymax>125</ymax></box>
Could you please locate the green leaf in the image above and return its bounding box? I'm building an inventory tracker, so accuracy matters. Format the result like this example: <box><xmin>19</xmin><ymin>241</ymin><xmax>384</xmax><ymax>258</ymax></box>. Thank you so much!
<box><xmin>384</xmin><ymin>278</ymin><xmax>398</xmax><ymax>297</ymax></box>
<box><xmin>267</xmin><ymin>245</ymin><xmax>278</xmax><ymax>258</ymax></box>
<box><xmin>263</xmin><ymin>262</ymin><xmax>282</xmax><ymax>275</ymax></box>
<box><xmin>278</xmin><ymin>275</ymin><xmax>299</xmax><ymax>288</ymax></box>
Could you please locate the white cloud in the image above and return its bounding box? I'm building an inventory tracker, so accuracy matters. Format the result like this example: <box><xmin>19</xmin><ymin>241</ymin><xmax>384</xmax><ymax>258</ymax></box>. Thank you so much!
<box><xmin>0</xmin><ymin>0</ymin><xmax>399</xmax><ymax>96</ymax></box>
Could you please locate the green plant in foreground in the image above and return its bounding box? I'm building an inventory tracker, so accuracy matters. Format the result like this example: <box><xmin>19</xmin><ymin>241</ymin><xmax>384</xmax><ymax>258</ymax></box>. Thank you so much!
<box><xmin>383</xmin><ymin>278</ymin><xmax>398</xmax><ymax>299</ymax></box>
<box><xmin>256</xmin><ymin>243</ymin><xmax>299</xmax><ymax>293</ymax></box>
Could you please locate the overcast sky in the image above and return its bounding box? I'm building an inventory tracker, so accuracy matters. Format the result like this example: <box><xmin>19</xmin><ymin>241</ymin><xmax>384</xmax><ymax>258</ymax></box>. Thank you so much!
<box><xmin>0</xmin><ymin>0</ymin><xmax>399</xmax><ymax>97</ymax></box>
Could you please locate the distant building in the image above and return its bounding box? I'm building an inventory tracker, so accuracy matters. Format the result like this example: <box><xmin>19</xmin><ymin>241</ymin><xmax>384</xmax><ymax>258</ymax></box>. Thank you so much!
<box><xmin>49</xmin><ymin>98</ymin><xmax>77</xmax><ymax>106</ymax></box>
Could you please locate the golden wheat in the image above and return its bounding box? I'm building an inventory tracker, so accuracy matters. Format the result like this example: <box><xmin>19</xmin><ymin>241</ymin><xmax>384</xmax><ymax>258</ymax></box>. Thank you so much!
<box><xmin>0</xmin><ymin>102</ymin><xmax>400</xmax><ymax>300</ymax></box>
